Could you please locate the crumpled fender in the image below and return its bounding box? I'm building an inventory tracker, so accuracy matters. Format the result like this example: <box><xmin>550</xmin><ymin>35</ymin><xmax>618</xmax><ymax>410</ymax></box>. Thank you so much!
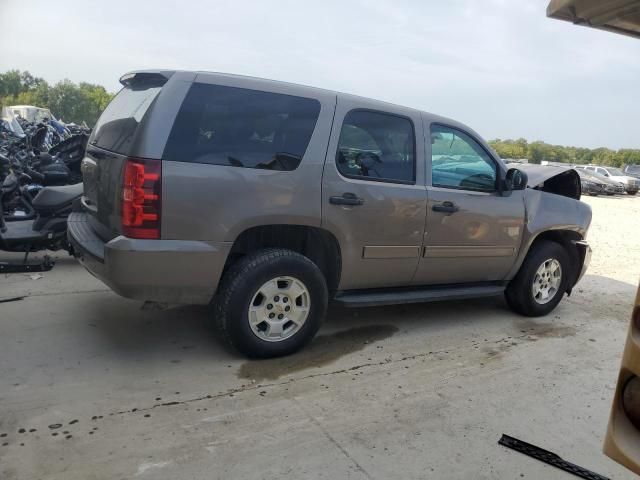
<box><xmin>504</xmin><ymin>181</ymin><xmax>592</xmax><ymax>281</ymax></box>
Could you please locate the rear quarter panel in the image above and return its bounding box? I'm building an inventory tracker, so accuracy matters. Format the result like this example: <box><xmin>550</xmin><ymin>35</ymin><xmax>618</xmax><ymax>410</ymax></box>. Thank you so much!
<box><xmin>161</xmin><ymin>75</ymin><xmax>337</xmax><ymax>241</ymax></box>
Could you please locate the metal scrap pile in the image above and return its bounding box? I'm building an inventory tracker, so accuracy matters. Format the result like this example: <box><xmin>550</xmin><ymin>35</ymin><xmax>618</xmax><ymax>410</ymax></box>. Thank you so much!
<box><xmin>0</xmin><ymin>106</ymin><xmax>89</xmax><ymax>215</ymax></box>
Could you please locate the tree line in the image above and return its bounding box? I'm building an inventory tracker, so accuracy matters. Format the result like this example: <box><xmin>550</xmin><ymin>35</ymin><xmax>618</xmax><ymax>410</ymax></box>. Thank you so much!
<box><xmin>488</xmin><ymin>138</ymin><xmax>640</xmax><ymax>168</ymax></box>
<box><xmin>0</xmin><ymin>70</ymin><xmax>114</xmax><ymax>126</ymax></box>
<box><xmin>2</xmin><ymin>70</ymin><xmax>639</xmax><ymax>167</ymax></box>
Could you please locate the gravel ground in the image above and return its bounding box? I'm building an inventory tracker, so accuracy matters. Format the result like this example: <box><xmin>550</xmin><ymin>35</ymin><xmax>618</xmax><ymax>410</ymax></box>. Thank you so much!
<box><xmin>0</xmin><ymin>194</ymin><xmax>638</xmax><ymax>479</ymax></box>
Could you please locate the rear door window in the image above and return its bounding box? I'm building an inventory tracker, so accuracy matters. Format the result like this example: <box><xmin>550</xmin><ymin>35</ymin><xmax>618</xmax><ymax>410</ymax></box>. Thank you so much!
<box><xmin>163</xmin><ymin>83</ymin><xmax>321</xmax><ymax>171</ymax></box>
<box><xmin>90</xmin><ymin>85</ymin><xmax>162</xmax><ymax>154</ymax></box>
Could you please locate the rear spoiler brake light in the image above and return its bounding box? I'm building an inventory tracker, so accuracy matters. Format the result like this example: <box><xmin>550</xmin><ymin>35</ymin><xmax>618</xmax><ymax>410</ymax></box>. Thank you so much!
<box><xmin>119</xmin><ymin>71</ymin><xmax>172</xmax><ymax>87</ymax></box>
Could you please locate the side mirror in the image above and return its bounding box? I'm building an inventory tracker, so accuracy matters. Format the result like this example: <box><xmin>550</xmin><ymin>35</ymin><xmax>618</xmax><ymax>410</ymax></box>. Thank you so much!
<box><xmin>503</xmin><ymin>168</ymin><xmax>528</xmax><ymax>194</ymax></box>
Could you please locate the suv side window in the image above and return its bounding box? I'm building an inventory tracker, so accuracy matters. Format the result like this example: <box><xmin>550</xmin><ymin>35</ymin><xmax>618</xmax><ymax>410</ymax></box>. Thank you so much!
<box><xmin>597</xmin><ymin>167</ymin><xmax>609</xmax><ymax>176</ymax></box>
<box><xmin>163</xmin><ymin>83</ymin><xmax>321</xmax><ymax>171</ymax></box>
<box><xmin>336</xmin><ymin>110</ymin><xmax>415</xmax><ymax>183</ymax></box>
<box><xmin>430</xmin><ymin>124</ymin><xmax>497</xmax><ymax>192</ymax></box>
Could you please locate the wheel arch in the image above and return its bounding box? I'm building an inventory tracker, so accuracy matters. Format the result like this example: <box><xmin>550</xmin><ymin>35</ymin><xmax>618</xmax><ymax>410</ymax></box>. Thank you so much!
<box><xmin>220</xmin><ymin>224</ymin><xmax>342</xmax><ymax>295</ymax></box>
<box><xmin>514</xmin><ymin>229</ymin><xmax>586</xmax><ymax>292</ymax></box>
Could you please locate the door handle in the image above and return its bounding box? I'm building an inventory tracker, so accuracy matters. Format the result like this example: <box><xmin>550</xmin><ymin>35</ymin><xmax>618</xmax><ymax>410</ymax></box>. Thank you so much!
<box><xmin>432</xmin><ymin>201</ymin><xmax>459</xmax><ymax>213</ymax></box>
<box><xmin>329</xmin><ymin>193</ymin><xmax>364</xmax><ymax>206</ymax></box>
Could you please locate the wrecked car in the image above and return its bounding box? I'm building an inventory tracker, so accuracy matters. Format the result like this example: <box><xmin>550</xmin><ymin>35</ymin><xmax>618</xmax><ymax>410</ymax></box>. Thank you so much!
<box><xmin>575</xmin><ymin>166</ymin><xmax>625</xmax><ymax>195</ymax></box>
<box><xmin>573</xmin><ymin>167</ymin><xmax>606</xmax><ymax>196</ymax></box>
<box><xmin>582</xmin><ymin>165</ymin><xmax>639</xmax><ymax>195</ymax></box>
<box><xmin>68</xmin><ymin>70</ymin><xmax>592</xmax><ymax>358</ymax></box>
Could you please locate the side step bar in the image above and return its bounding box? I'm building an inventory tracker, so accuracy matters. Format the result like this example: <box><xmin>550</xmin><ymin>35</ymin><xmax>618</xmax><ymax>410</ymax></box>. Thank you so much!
<box><xmin>333</xmin><ymin>284</ymin><xmax>506</xmax><ymax>308</ymax></box>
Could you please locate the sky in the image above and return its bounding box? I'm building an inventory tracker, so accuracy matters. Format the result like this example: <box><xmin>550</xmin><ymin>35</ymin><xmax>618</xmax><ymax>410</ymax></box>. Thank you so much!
<box><xmin>1</xmin><ymin>0</ymin><xmax>639</xmax><ymax>149</ymax></box>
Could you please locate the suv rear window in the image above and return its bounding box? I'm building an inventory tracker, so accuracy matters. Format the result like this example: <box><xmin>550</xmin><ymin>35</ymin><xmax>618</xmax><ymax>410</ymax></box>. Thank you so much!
<box><xmin>90</xmin><ymin>85</ymin><xmax>162</xmax><ymax>154</ymax></box>
<box><xmin>163</xmin><ymin>83</ymin><xmax>321</xmax><ymax>171</ymax></box>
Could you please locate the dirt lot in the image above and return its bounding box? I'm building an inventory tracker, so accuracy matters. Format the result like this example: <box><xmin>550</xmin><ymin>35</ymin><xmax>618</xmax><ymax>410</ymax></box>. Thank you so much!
<box><xmin>0</xmin><ymin>195</ymin><xmax>638</xmax><ymax>479</ymax></box>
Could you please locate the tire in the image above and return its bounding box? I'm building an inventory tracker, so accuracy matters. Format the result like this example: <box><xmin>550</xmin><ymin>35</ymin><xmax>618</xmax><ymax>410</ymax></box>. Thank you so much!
<box><xmin>628</xmin><ymin>191</ymin><xmax>637</xmax><ymax>196</ymax></box>
<box><xmin>215</xmin><ymin>248</ymin><xmax>328</xmax><ymax>358</ymax></box>
<box><xmin>505</xmin><ymin>240</ymin><xmax>571</xmax><ymax>317</ymax></box>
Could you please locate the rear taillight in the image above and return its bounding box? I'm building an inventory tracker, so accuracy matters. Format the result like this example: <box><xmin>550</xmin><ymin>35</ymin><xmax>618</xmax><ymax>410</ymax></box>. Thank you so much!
<box><xmin>121</xmin><ymin>158</ymin><xmax>161</xmax><ymax>239</ymax></box>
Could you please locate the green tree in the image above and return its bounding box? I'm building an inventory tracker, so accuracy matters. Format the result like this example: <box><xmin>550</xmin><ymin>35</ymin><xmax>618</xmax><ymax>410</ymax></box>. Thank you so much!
<box><xmin>0</xmin><ymin>69</ymin><xmax>114</xmax><ymax>126</ymax></box>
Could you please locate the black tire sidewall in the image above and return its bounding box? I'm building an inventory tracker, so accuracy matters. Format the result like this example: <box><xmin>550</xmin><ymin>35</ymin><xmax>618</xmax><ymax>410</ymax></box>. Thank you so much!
<box><xmin>220</xmin><ymin>251</ymin><xmax>327</xmax><ymax>358</ymax></box>
<box><xmin>506</xmin><ymin>241</ymin><xmax>570</xmax><ymax>317</ymax></box>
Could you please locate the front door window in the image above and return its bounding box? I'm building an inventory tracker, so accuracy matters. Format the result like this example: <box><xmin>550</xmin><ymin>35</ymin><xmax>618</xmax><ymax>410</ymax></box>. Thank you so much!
<box><xmin>431</xmin><ymin>125</ymin><xmax>497</xmax><ymax>192</ymax></box>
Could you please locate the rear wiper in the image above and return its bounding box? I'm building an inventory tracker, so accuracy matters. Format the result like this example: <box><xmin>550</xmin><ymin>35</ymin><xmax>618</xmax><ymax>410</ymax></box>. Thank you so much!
<box><xmin>227</xmin><ymin>156</ymin><xmax>244</xmax><ymax>167</ymax></box>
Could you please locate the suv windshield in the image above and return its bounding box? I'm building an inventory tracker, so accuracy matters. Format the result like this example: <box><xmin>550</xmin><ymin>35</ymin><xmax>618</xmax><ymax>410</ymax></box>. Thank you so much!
<box><xmin>90</xmin><ymin>84</ymin><xmax>162</xmax><ymax>154</ymax></box>
<box><xmin>607</xmin><ymin>167</ymin><xmax>625</xmax><ymax>176</ymax></box>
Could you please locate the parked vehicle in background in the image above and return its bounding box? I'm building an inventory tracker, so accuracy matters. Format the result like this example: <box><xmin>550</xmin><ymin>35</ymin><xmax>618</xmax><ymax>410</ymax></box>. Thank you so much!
<box><xmin>574</xmin><ymin>168</ymin><xmax>604</xmax><ymax>196</ymax></box>
<box><xmin>69</xmin><ymin>70</ymin><xmax>592</xmax><ymax>358</ymax></box>
<box><xmin>575</xmin><ymin>166</ymin><xmax>625</xmax><ymax>195</ymax></box>
<box><xmin>8</xmin><ymin>105</ymin><xmax>56</xmax><ymax>123</ymax></box>
<box><xmin>583</xmin><ymin>165</ymin><xmax>639</xmax><ymax>195</ymax></box>
<box><xmin>623</xmin><ymin>164</ymin><xmax>640</xmax><ymax>180</ymax></box>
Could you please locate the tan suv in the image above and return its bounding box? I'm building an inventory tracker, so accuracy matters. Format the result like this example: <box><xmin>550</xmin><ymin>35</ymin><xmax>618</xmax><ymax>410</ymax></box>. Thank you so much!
<box><xmin>69</xmin><ymin>70</ymin><xmax>592</xmax><ymax>357</ymax></box>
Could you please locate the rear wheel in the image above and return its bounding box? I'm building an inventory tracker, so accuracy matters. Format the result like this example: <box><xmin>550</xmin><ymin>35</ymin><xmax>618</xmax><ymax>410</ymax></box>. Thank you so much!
<box><xmin>215</xmin><ymin>249</ymin><xmax>328</xmax><ymax>358</ymax></box>
<box><xmin>505</xmin><ymin>240</ymin><xmax>570</xmax><ymax>317</ymax></box>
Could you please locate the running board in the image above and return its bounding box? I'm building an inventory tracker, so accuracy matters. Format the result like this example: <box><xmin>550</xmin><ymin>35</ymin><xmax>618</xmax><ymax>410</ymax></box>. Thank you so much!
<box><xmin>0</xmin><ymin>256</ymin><xmax>55</xmax><ymax>274</ymax></box>
<box><xmin>333</xmin><ymin>284</ymin><xmax>505</xmax><ymax>308</ymax></box>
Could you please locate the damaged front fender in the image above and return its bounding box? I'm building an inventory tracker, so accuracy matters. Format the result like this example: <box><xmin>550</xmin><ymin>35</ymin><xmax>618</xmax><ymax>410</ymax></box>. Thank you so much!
<box><xmin>505</xmin><ymin>164</ymin><xmax>592</xmax><ymax>289</ymax></box>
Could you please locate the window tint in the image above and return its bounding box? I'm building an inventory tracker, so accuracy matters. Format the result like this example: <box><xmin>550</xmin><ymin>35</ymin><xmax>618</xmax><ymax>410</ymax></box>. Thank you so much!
<box><xmin>163</xmin><ymin>83</ymin><xmax>321</xmax><ymax>171</ymax></box>
<box><xmin>336</xmin><ymin>110</ymin><xmax>415</xmax><ymax>183</ymax></box>
<box><xmin>430</xmin><ymin>125</ymin><xmax>497</xmax><ymax>191</ymax></box>
<box><xmin>91</xmin><ymin>85</ymin><xmax>162</xmax><ymax>154</ymax></box>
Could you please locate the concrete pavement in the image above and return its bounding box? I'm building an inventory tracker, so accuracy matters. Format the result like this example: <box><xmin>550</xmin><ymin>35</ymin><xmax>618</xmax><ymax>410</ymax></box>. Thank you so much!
<box><xmin>1</xmin><ymin>195</ymin><xmax>638</xmax><ymax>479</ymax></box>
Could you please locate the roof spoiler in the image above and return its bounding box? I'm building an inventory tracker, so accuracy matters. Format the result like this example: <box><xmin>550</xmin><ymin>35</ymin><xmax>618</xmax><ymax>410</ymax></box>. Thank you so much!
<box><xmin>119</xmin><ymin>70</ymin><xmax>174</xmax><ymax>87</ymax></box>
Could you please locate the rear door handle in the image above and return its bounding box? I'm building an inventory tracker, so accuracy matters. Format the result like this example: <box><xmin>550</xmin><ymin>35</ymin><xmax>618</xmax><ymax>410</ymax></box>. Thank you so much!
<box><xmin>432</xmin><ymin>201</ymin><xmax>459</xmax><ymax>213</ymax></box>
<box><xmin>329</xmin><ymin>193</ymin><xmax>364</xmax><ymax>206</ymax></box>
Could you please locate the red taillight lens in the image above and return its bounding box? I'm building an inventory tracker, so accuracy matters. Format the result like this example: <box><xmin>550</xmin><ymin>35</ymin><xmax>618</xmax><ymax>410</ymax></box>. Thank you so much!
<box><xmin>121</xmin><ymin>158</ymin><xmax>161</xmax><ymax>239</ymax></box>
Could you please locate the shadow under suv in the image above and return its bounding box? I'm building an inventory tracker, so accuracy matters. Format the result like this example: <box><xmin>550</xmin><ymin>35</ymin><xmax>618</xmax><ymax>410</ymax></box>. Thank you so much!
<box><xmin>69</xmin><ymin>70</ymin><xmax>592</xmax><ymax>358</ymax></box>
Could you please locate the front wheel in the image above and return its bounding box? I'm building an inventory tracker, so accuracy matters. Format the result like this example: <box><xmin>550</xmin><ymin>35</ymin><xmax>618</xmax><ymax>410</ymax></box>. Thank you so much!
<box><xmin>215</xmin><ymin>249</ymin><xmax>328</xmax><ymax>358</ymax></box>
<box><xmin>505</xmin><ymin>240</ymin><xmax>570</xmax><ymax>317</ymax></box>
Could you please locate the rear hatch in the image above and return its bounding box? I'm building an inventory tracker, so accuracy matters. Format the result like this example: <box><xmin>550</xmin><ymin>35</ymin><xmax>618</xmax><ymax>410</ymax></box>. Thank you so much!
<box><xmin>82</xmin><ymin>73</ymin><xmax>167</xmax><ymax>240</ymax></box>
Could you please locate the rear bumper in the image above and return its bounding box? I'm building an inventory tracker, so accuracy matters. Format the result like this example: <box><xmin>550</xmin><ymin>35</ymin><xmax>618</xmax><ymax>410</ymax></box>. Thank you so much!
<box><xmin>68</xmin><ymin>212</ymin><xmax>232</xmax><ymax>304</ymax></box>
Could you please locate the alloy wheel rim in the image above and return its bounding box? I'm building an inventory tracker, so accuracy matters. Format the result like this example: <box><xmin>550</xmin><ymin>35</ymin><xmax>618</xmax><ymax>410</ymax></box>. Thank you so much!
<box><xmin>532</xmin><ymin>258</ymin><xmax>562</xmax><ymax>305</ymax></box>
<box><xmin>248</xmin><ymin>276</ymin><xmax>310</xmax><ymax>342</ymax></box>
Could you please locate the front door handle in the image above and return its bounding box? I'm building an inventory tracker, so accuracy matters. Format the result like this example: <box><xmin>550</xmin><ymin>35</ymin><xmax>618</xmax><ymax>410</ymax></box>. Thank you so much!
<box><xmin>432</xmin><ymin>201</ymin><xmax>459</xmax><ymax>213</ymax></box>
<box><xmin>329</xmin><ymin>193</ymin><xmax>364</xmax><ymax>206</ymax></box>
